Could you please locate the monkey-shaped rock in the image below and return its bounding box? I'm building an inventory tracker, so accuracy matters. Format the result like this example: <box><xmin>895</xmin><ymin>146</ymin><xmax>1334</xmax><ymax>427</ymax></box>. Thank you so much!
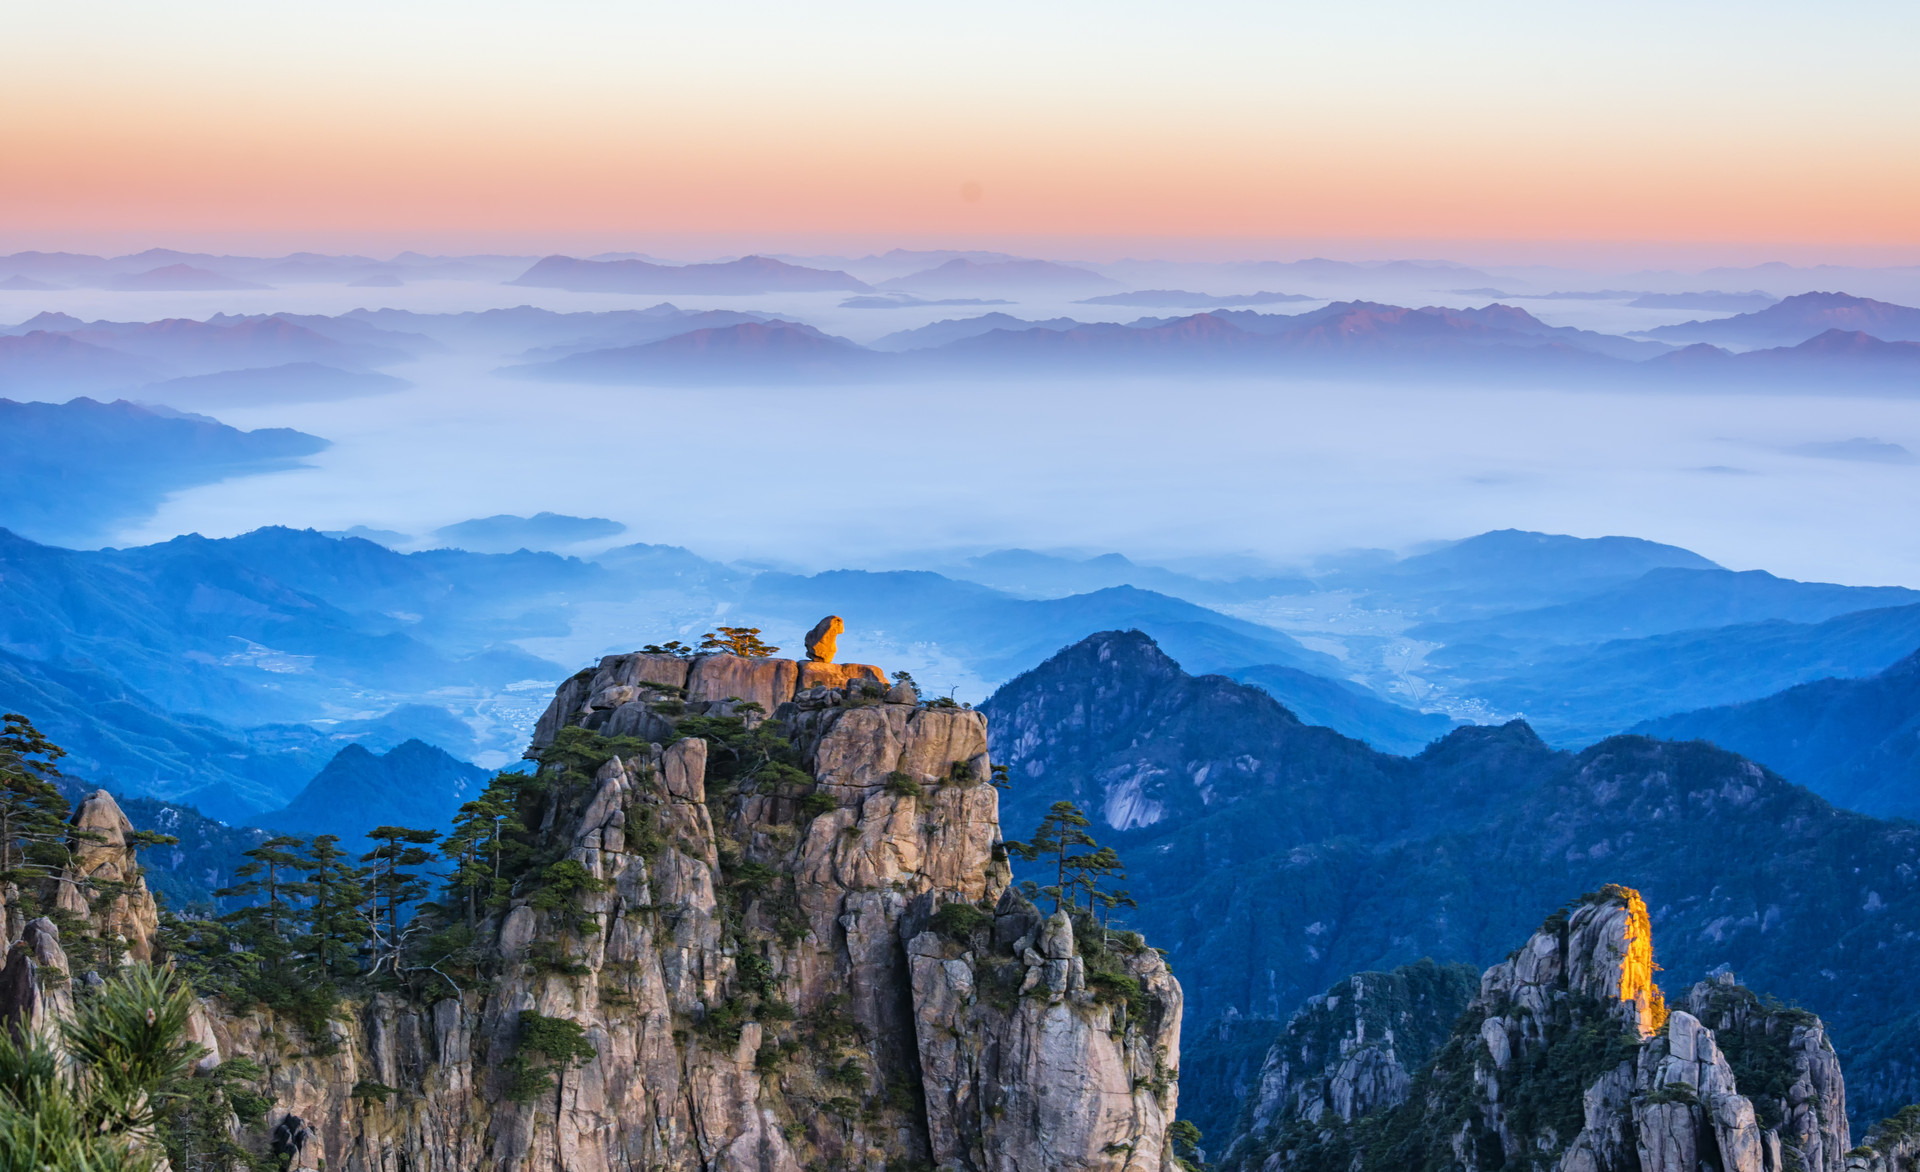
<box><xmin>805</xmin><ymin>615</ymin><xmax>844</xmax><ymax>662</ymax></box>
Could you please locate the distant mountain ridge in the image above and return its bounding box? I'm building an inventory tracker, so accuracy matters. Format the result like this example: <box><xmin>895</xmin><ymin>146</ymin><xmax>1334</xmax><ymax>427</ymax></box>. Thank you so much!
<box><xmin>253</xmin><ymin>739</ymin><xmax>491</xmax><ymax>851</ymax></box>
<box><xmin>509</xmin><ymin>253</ymin><xmax>871</xmax><ymax>294</ymax></box>
<box><xmin>1645</xmin><ymin>290</ymin><xmax>1920</xmax><ymax>348</ymax></box>
<box><xmin>1636</xmin><ymin>648</ymin><xmax>1920</xmax><ymax>819</ymax></box>
<box><xmin>0</xmin><ymin>398</ymin><xmax>326</xmax><ymax>544</ymax></box>
<box><xmin>875</xmin><ymin>257</ymin><xmax>1118</xmax><ymax>293</ymax></box>
<box><xmin>499</xmin><ymin>296</ymin><xmax>1920</xmax><ymax>388</ymax></box>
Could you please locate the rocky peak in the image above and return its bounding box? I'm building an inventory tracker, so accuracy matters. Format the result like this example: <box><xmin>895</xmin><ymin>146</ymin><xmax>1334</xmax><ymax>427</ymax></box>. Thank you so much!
<box><xmin>66</xmin><ymin>634</ymin><xmax>1184</xmax><ymax>1171</ymax></box>
<box><xmin>1233</xmin><ymin>958</ymin><xmax>1478</xmax><ymax>1143</ymax></box>
<box><xmin>1221</xmin><ymin>884</ymin><xmax>1853</xmax><ymax>1172</ymax></box>
<box><xmin>1481</xmin><ymin>884</ymin><xmax>1668</xmax><ymax>1041</ymax></box>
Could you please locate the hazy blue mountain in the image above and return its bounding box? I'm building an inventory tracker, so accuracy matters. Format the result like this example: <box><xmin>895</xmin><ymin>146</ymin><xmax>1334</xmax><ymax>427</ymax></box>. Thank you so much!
<box><xmin>1428</xmin><ymin>302</ymin><xmax>1674</xmax><ymax>359</ymax></box>
<box><xmin>1332</xmin><ymin>528</ymin><xmax>1719</xmax><ymax>619</ymax></box>
<box><xmin>0</xmin><ymin>647</ymin><xmax>288</xmax><ymax>813</ymax></box>
<box><xmin>1791</xmin><ymin>436</ymin><xmax>1917</xmax><ymax>463</ymax></box>
<box><xmin>117</xmin><ymin>795</ymin><xmax>269</xmax><ymax>911</ymax></box>
<box><xmin>137</xmin><ymin>362</ymin><xmax>409</xmax><ymax>406</ymax></box>
<box><xmin>341</xmin><ymin>303</ymin><xmax>769</xmax><ymax>352</ymax></box>
<box><xmin>509</xmin><ymin>254</ymin><xmax>870</xmax><ymax>294</ymax></box>
<box><xmin>1437</xmin><ymin>601</ymin><xmax>1920</xmax><ymax>745</ymax></box>
<box><xmin>0</xmin><ymin>526</ymin><xmax>566</xmax><ymax>733</ymax></box>
<box><xmin>0</xmin><ymin>398</ymin><xmax>325</xmax><ymax>544</ymax></box>
<box><xmin>51</xmin><ymin>314</ymin><xmax>416</xmax><ymax>375</ymax></box>
<box><xmin>508</xmin><ymin>320</ymin><xmax>880</xmax><ymax>384</ymax></box>
<box><xmin>0</xmin><ymin>525</ymin><xmax>764</xmax><ymax>810</ymax></box>
<box><xmin>1226</xmin><ymin>663</ymin><xmax>1462</xmax><ymax>755</ymax></box>
<box><xmin>200</xmin><ymin>311</ymin><xmax>443</xmax><ymax>355</ymax></box>
<box><xmin>1646</xmin><ymin>328</ymin><xmax>1920</xmax><ymax>386</ymax></box>
<box><xmin>1411</xmin><ymin>566</ymin><xmax>1920</xmax><ymax>652</ymax></box>
<box><xmin>875</xmin><ymin>257</ymin><xmax>1117</xmax><ymax>294</ymax></box>
<box><xmin>1635</xmin><ymin>648</ymin><xmax>1920</xmax><ymax>818</ymax></box>
<box><xmin>110</xmin><ymin>263</ymin><xmax>268</xmax><ymax>291</ymax></box>
<box><xmin>935</xmin><ymin>548</ymin><xmax>1313</xmax><ymax>604</ymax></box>
<box><xmin>253</xmin><ymin>739</ymin><xmax>492</xmax><ymax>852</ymax></box>
<box><xmin>0</xmin><ymin>248</ymin><xmax>532</xmax><ymax>287</ymax></box>
<box><xmin>4</xmin><ymin>635</ymin><xmax>486</xmax><ymax>820</ymax></box>
<box><xmin>509</xmin><ymin>309</ymin><xmax>772</xmax><ymax>360</ymax></box>
<box><xmin>742</xmin><ymin>572</ymin><xmax>1342</xmax><ymax>680</ymax></box>
<box><xmin>1075</xmin><ymin>289</ymin><xmax>1316</xmax><ymax>307</ymax></box>
<box><xmin>1626</xmin><ymin>290</ymin><xmax>1776</xmax><ymax>310</ymax></box>
<box><xmin>0</xmin><ymin>331</ymin><xmax>161</xmax><ymax>392</ymax></box>
<box><xmin>983</xmin><ymin>630</ymin><xmax>1920</xmax><ymax>1124</ymax></box>
<box><xmin>918</xmin><ymin>302</ymin><xmax>1652</xmax><ymax>378</ymax></box>
<box><xmin>1644</xmin><ymin>290</ymin><xmax>1920</xmax><ymax>347</ymax></box>
<box><xmin>431</xmin><ymin>512</ymin><xmax>626</xmax><ymax>552</ymax></box>
<box><xmin>838</xmin><ymin>294</ymin><xmax>1013</xmax><ymax>309</ymax></box>
<box><xmin>1179</xmin><ymin>1014</ymin><xmax>1297</xmax><ymax>1146</ymax></box>
<box><xmin>870</xmin><ymin>313</ymin><xmax>1084</xmax><ymax>352</ymax></box>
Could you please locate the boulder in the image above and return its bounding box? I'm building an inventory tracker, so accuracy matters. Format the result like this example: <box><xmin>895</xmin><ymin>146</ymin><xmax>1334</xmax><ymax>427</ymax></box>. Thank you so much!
<box><xmin>796</xmin><ymin>661</ymin><xmax>886</xmax><ymax>692</ymax></box>
<box><xmin>686</xmin><ymin>653</ymin><xmax>799</xmax><ymax>714</ymax></box>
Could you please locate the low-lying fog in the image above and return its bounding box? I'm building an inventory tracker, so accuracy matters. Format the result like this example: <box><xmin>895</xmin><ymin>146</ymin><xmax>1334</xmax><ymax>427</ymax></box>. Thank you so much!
<box><xmin>8</xmin><ymin>278</ymin><xmax>1920</xmax><ymax>586</ymax></box>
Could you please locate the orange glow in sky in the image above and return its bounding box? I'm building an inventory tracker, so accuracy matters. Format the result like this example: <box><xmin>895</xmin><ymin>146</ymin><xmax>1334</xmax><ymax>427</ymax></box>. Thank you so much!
<box><xmin>4</xmin><ymin>1</ymin><xmax>1917</xmax><ymax>259</ymax></box>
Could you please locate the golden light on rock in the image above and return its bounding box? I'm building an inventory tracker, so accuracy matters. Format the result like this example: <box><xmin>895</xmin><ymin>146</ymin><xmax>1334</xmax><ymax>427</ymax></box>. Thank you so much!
<box><xmin>804</xmin><ymin>615</ymin><xmax>843</xmax><ymax>663</ymax></box>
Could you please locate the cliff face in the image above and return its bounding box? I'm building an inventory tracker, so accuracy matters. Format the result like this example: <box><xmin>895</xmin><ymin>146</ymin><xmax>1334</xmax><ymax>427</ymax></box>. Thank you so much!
<box><xmin>1222</xmin><ymin>887</ymin><xmax>1851</xmax><ymax>1172</ymax></box>
<box><xmin>1234</xmin><ymin>959</ymin><xmax>1478</xmax><ymax>1141</ymax></box>
<box><xmin>58</xmin><ymin>649</ymin><xmax>1182</xmax><ymax>1171</ymax></box>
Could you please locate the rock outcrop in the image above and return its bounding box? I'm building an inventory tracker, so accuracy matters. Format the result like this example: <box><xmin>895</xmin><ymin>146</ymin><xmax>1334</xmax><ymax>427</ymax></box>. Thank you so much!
<box><xmin>34</xmin><ymin>645</ymin><xmax>1183</xmax><ymax>1170</ymax></box>
<box><xmin>57</xmin><ymin>789</ymin><xmax>162</xmax><ymax>964</ymax></box>
<box><xmin>1232</xmin><ymin>959</ymin><xmax>1477</xmax><ymax>1142</ymax></box>
<box><xmin>1221</xmin><ymin>886</ymin><xmax>1853</xmax><ymax>1172</ymax></box>
<box><xmin>1849</xmin><ymin>1106</ymin><xmax>1920</xmax><ymax>1172</ymax></box>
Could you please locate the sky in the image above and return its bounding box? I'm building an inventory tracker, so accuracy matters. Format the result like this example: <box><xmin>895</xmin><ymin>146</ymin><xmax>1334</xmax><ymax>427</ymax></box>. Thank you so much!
<box><xmin>5</xmin><ymin>0</ymin><xmax>1919</xmax><ymax>262</ymax></box>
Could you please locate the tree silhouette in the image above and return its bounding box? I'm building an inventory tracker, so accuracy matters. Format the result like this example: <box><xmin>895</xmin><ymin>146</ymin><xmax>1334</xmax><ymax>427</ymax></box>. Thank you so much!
<box><xmin>443</xmin><ymin>772</ymin><xmax>529</xmax><ymax>929</ymax></box>
<box><xmin>0</xmin><ymin>713</ymin><xmax>76</xmax><ymax>886</ymax></box>
<box><xmin>699</xmin><ymin>627</ymin><xmax>779</xmax><ymax>657</ymax></box>
<box><xmin>362</xmin><ymin>826</ymin><xmax>440</xmax><ymax>973</ymax></box>
<box><xmin>300</xmin><ymin>834</ymin><xmax>370</xmax><ymax>981</ymax></box>
<box><xmin>1007</xmin><ymin>802</ymin><xmax>1133</xmax><ymax>927</ymax></box>
<box><xmin>214</xmin><ymin>834</ymin><xmax>312</xmax><ymax>979</ymax></box>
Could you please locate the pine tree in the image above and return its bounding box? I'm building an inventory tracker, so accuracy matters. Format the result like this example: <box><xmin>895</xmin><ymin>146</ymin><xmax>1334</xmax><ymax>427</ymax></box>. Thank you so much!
<box><xmin>0</xmin><ymin>963</ymin><xmax>200</xmax><ymax>1171</ymax></box>
<box><xmin>213</xmin><ymin>835</ymin><xmax>311</xmax><ymax>979</ymax></box>
<box><xmin>300</xmin><ymin>834</ymin><xmax>371</xmax><ymax>981</ymax></box>
<box><xmin>1007</xmin><ymin>802</ymin><xmax>1130</xmax><ymax>921</ymax></box>
<box><xmin>0</xmin><ymin>714</ymin><xmax>77</xmax><ymax>888</ymax></box>
<box><xmin>1007</xmin><ymin>800</ymin><xmax>1095</xmax><ymax>913</ymax></box>
<box><xmin>362</xmin><ymin>826</ymin><xmax>439</xmax><ymax>974</ymax></box>
<box><xmin>443</xmin><ymin>773</ymin><xmax>527</xmax><ymax>929</ymax></box>
<box><xmin>699</xmin><ymin>627</ymin><xmax>779</xmax><ymax>657</ymax></box>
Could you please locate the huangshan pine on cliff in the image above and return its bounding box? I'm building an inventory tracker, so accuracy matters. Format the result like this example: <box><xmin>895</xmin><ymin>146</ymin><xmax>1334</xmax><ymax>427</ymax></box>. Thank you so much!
<box><xmin>0</xmin><ymin>638</ymin><xmax>1187</xmax><ymax>1171</ymax></box>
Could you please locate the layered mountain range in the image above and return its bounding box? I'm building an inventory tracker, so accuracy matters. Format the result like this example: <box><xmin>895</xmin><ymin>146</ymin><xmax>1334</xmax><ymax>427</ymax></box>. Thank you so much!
<box><xmin>7</xmin><ymin>291</ymin><xmax>1918</xmax><ymax>403</ymax></box>
<box><xmin>982</xmin><ymin>631</ymin><xmax>1920</xmax><ymax>1137</ymax></box>
<box><xmin>9</xmin><ymin>523</ymin><xmax>1920</xmax><ymax>826</ymax></box>
<box><xmin>496</xmin><ymin>293</ymin><xmax>1920</xmax><ymax>387</ymax></box>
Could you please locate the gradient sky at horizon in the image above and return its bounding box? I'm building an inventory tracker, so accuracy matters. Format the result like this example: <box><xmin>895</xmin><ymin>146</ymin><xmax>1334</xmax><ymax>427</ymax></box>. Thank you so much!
<box><xmin>4</xmin><ymin>1</ymin><xmax>1918</xmax><ymax>262</ymax></box>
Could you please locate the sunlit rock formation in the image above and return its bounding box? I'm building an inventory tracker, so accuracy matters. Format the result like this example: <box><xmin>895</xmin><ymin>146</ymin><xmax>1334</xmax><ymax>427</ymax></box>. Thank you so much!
<box><xmin>1221</xmin><ymin>885</ymin><xmax>1852</xmax><ymax>1172</ymax></box>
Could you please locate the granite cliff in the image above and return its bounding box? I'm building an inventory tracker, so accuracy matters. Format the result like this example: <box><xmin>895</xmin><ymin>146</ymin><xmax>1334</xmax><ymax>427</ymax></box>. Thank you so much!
<box><xmin>16</xmin><ymin>644</ymin><xmax>1186</xmax><ymax>1171</ymax></box>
